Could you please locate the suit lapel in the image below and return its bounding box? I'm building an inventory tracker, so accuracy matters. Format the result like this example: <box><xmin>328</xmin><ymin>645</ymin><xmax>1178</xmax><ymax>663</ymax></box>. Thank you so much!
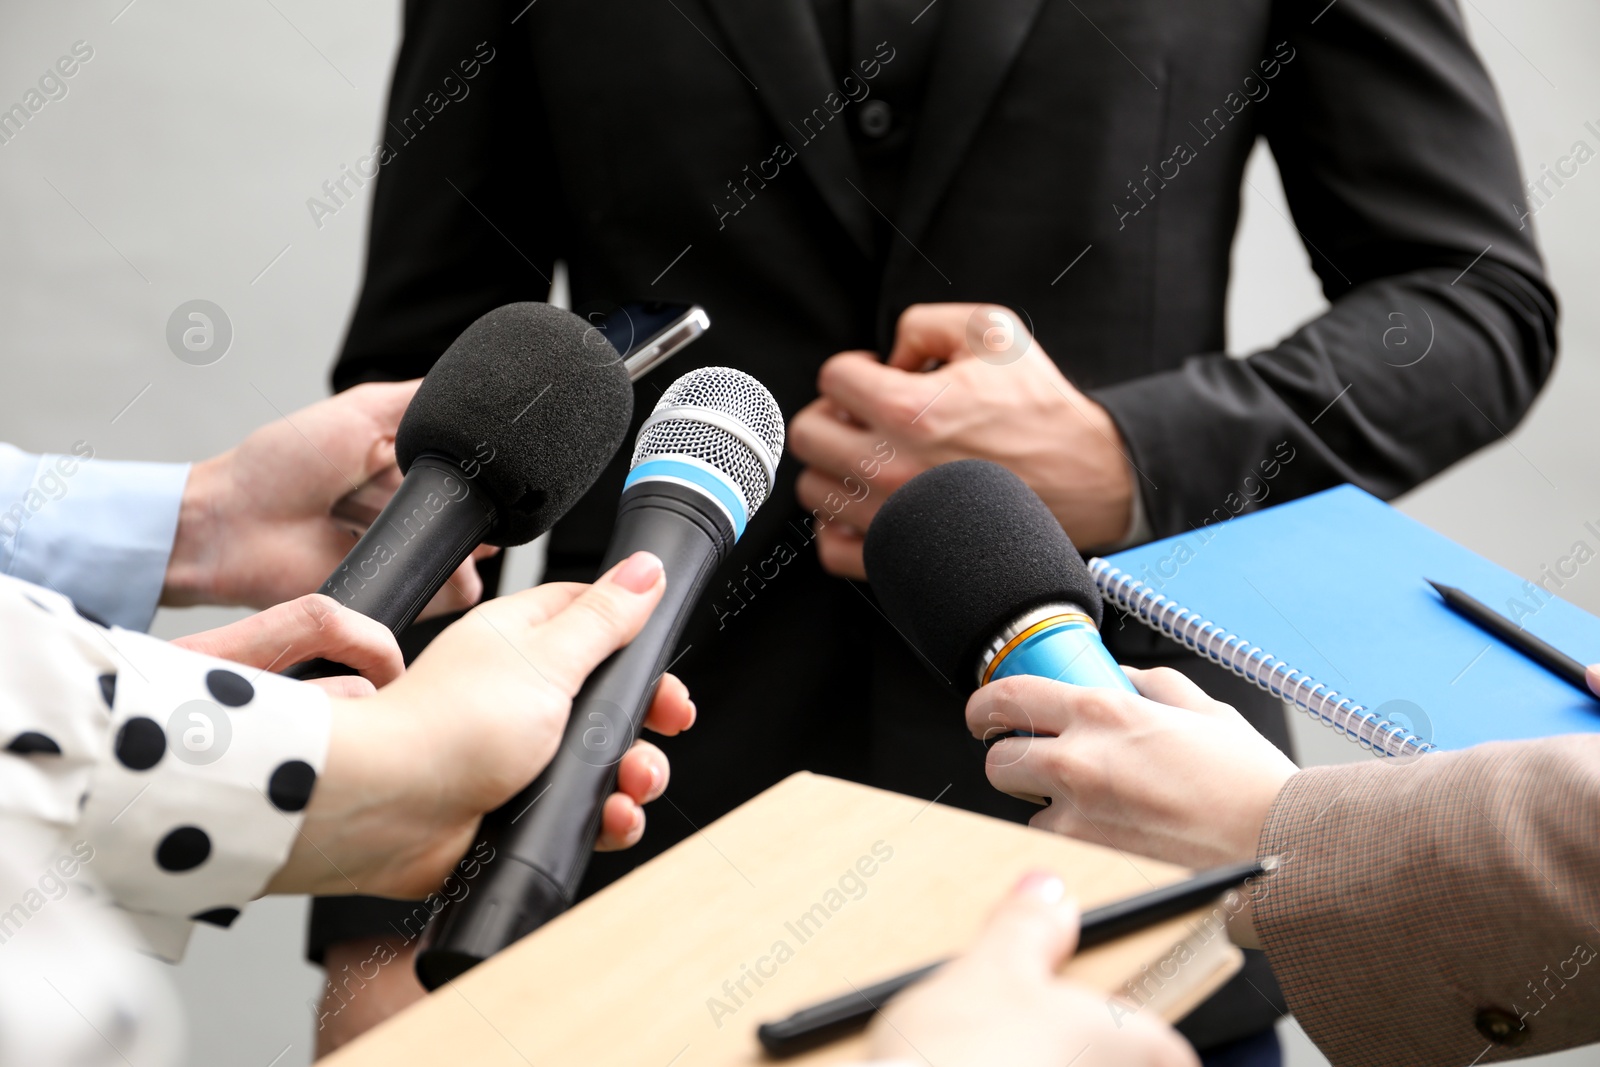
<box><xmin>897</xmin><ymin>0</ymin><xmax>1049</xmax><ymax>251</ymax></box>
<box><xmin>699</xmin><ymin>0</ymin><xmax>877</xmax><ymax>257</ymax></box>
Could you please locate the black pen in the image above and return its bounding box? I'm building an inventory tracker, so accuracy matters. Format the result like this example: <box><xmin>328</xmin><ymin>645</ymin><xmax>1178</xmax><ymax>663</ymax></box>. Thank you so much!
<box><xmin>1426</xmin><ymin>579</ymin><xmax>1595</xmax><ymax>698</ymax></box>
<box><xmin>755</xmin><ymin>858</ymin><xmax>1275</xmax><ymax>1057</ymax></box>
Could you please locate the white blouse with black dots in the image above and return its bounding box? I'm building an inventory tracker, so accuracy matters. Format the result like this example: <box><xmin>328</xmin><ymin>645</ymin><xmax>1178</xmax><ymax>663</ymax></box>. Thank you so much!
<box><xmin>0</xmin><ymin>573</ymin><xmax>330</xmax><ymax>957</ymax></box>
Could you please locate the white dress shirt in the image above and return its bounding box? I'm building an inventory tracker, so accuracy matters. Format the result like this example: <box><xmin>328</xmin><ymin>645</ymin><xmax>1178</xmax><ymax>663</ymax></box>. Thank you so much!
<box><xmin>0</xmin><ymin>442</ymin><xmax>189</xmax><ymax>631</ymax></box>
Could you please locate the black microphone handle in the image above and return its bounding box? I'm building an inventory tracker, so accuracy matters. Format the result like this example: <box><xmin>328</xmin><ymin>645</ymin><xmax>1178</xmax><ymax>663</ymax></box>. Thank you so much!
<box><xmin>283</xmin><ymin>454</ymin><xmax>498</xmax><ymax>681</ymax></box>
<box><xmin>415</xmin><ymin>479</ymin><xmax>733</xmax><ymax>988</ymax></box>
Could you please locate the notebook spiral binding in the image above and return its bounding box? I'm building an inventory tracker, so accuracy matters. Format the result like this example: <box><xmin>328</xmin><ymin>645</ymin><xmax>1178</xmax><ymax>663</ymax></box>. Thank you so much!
<box><xmin>1088</xmin><ymin>558</ymin><xmax>1436</xmax><ymax>759</ymax></box>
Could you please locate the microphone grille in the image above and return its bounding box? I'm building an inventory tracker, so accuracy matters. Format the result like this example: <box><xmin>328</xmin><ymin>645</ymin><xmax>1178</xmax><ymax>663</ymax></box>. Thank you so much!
<box><xmin>631</xmin><ymin>367</ymin><xmax>785</xmax><ymax>513</ymax></box>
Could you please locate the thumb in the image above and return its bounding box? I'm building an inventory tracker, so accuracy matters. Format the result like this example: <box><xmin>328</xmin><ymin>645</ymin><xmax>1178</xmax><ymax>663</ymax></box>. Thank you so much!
<box><xmin>965</xmin><ymin>871</ymin><xmax>1081</xmax><ymax>978</ymax></box>
<box><xmin>294</xmin><ymin>381</ymin><xmax>420</xmax><ymax>493</ymax></box>
<box><xmin>171</xmin><ymin>594</ymin><xmax>404</xmax><ymax>684</ymax></box>
<box><xmin>886</xmin><ymin>303</ymin><xmax>1033</xmax><ymax>370</ymax></box>
<box><xmin>524</xmin><ymin>551</ymin><xmax>667</xmax><ymax>694</ymax></box>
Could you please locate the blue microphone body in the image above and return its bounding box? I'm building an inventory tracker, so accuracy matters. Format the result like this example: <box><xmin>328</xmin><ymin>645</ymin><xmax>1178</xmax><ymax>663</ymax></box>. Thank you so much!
<box><xmin>979</xmin><ymin>606</ymin><xmax>1137</xmax><ymax>693</ymax></box>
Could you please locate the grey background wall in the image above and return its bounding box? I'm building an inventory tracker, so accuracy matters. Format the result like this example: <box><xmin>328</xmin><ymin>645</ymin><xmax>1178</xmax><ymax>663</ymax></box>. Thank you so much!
<box><xmin>0</xmin><ymin>2</ymin><xmax>1595</xmax><ymax>1064</ymax></box>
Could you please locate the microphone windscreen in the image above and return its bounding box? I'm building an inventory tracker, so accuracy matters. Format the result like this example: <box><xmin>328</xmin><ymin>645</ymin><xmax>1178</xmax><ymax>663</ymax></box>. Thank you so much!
<box><xmin>395</xmin><ymin>302</ymin><xmax>633</xmax><ymax>546</ymax></box>
<box><xmin>864</xmin><ymin>459</ymin><xmax>1104</xmax><ymax>691</ymax></box>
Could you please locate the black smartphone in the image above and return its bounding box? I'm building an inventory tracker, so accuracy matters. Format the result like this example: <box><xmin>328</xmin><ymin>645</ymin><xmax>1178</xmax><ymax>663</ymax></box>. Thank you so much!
<box><xmin>583</xmin><ymin>301</ymin><xmax>710</xmax><ymax>381</ymax></box>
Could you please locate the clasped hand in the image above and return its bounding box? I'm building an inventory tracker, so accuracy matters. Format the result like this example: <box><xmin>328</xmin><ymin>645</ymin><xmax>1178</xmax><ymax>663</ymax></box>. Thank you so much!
<box><xmin>788</xmin><ymin>303</ymin><xmax>1138</xmax><ymax>579</ymax></box>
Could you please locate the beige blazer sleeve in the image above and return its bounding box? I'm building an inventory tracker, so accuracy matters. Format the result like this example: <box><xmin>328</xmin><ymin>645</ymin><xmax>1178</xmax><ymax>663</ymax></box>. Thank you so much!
<box><xmin>1253</xmin><ymin>736</ymin><xmax>1600</xmax><ymax>1067</ymax></box>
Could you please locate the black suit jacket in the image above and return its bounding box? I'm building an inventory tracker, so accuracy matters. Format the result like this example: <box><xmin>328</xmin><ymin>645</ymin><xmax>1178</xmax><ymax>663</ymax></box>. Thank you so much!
<box><xmin>336</xmin><ymin>0</ymin><xmax>1553</xmax><ymax>546</ymax></box>
<box><xmin>326</xmin><ymin>0</ymin><xmax>1554</xmax><ymax>1048</ymax></box>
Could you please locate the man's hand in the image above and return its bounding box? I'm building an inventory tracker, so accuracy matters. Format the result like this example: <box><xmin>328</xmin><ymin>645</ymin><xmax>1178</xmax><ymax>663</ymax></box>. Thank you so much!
<box><xmin>970</xmin><ymin>668</ymin><xmax>1297</xmax><ymax>873</ymax></box>
<box><xmin>163</xmin><ymin>381</ymin><xmax>496</xmax><ymax>617</ymax></box>
<box><xmin>871</xmin><ymin>871</ymin><xmax>1198</xmax><ymax>1067</ymax></box>
<box><xmin>268</xmin><ymin>551</ymin><xmax>693</xmax><ymax>900</ymax></box>
<box><xmin>788</xmin><ymin>303</ymin><xmax>1137</xmax><ymax>579</ymax></box>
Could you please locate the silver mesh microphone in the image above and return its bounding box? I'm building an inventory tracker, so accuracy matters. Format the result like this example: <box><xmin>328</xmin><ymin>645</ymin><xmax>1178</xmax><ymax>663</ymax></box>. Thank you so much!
<box><xmin>627</xmin><ymin>367</ymin><xmax>784</xmax><ymax>536</ymax></box>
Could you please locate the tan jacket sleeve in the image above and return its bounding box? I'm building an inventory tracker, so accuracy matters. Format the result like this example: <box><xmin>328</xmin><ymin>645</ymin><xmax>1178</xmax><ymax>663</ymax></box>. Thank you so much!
<box><xmin>1253</xmin><ymin>737</ymin><xmax>1600</xmax><ymax>1067</ymax></box>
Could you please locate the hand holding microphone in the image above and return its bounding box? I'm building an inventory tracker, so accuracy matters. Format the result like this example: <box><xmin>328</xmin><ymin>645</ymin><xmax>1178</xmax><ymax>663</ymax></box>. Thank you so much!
<box><xmin>970</xmin><ymin>669</ymin><xmax>1297</xmax><ymax>874</ymax></box>
<box><xmin>265</xmin><ymin>553</ymin><xmax>696</xmax><ymax>899</ymax></box>
<box><xmin>418</xmin><ymin>366</ymin><xmax>785</xmax><ymax>985</ymax></box>
<box><xmin>865</xmin><ymin>460</ymin><xmax>1297</xmax><ymax>867</ymax></box>
<box><xmin>161</xmin><ymin>381</ymin><xmax>497</xmax><ymax>619</ymax></box>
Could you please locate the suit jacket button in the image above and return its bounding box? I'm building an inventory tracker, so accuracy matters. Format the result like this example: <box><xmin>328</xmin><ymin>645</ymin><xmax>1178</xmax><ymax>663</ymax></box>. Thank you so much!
<box><xmin>858</xmin><ymin>99</ymin><xmax>893</xmax><ymax>138</ymax></box>
<box><xmin>1474</xmin><ymin>1007</ymin><xmax>1530</xmax><ymax>1046</ymax></box>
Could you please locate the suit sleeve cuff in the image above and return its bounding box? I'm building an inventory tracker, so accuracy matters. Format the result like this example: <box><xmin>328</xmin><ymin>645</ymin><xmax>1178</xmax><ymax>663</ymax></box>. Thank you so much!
<box><xmin>1100</xmin><ymin>454</ymin><xmax>1153</xmax><ymax>551</ymax></box>
<box><xmin>1091</xmin><ymin>359</ymin><xmax>1299</xmax><ymax>541</ymax></box>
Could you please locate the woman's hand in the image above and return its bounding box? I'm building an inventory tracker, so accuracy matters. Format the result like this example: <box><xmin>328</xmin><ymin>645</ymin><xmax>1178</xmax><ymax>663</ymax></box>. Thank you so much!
<box><xmin>173</xmin><ymin>590</ymin><xmax>684</xmax><ymax>839</ymax></box>
<box><xmin>171</xmin><ymin>593</ymin><xmax>405</xmax><ymax>699</ymax></box>
<box><xmin>969</xmin><ymin>667</ymin><xmax>1298</xmax><ymax>872</ymax></box>
<box><xmin>266</xmin><ymin>551</ymin><xmax>693</xmax><ymax>897</ymax></box>
<box><xmin>870</xmin><ymin>872</ymin><xmax>1198</xmax><ymax>1067</ymax></box>
<box><xmin>163</xmin><ymin>381</ymin><xmax>497</xmax><ymax>620</ymax></box>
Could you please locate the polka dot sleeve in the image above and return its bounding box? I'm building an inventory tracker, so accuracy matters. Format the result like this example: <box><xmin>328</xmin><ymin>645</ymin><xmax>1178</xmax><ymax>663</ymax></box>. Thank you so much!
<box><xmin>0</xmin><ymin>575</ymin><xmax>330</xmax><ymax>960</ymax></box>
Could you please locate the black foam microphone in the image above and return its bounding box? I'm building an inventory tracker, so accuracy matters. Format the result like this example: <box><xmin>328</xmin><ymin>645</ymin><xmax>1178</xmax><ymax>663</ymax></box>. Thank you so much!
<box><xmin>415</xmin><ymin>366</ymin><xmax>784</xmax><ymax>988</ymax></box>
<box><xmin>283</xmin><ymin>303</ymin><xmax>634</xmax><ymax>680</ymax></box>
<box><xmin>863</xmin><ymin>459</ymin><xmax>1135</xmax><ymax>695</ymax></box>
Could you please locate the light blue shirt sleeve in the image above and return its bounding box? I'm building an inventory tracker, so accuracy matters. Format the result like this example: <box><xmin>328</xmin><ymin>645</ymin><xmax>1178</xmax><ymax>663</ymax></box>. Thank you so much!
<box><xmin>0</xmin><ymin>442</ymin><xmax>189</xmax><ymax>631</ymax></box>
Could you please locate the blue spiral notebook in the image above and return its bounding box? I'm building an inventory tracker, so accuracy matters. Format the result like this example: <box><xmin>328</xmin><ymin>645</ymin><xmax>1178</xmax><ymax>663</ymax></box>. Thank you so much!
<box><xmin>1092</xmin><ymin>485</ymin><xmax>1600</xmax><ymax>755</ymax></box>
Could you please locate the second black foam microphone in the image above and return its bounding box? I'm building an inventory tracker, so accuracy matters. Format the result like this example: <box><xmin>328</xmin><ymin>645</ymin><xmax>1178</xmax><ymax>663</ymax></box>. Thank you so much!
<box><xmin>284</xmin><ymin>302</ymin><xmax>635</xmax><ymax>679</ymax></box>
<box><xmin>864</xmin><ymin>459</ymin><xmax>1135</xmax><ymax>696</ymax></box>
<box><xmin>415</xmin><ymin>366</ymin><xmax>785</xmax><ymax>988</ymax></box>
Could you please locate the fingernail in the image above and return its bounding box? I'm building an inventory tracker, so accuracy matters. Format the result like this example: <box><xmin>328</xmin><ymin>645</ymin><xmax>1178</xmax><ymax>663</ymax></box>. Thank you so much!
<box><xmin>685</xmin><ymin>700</ymin><xmax>698</xmax><ymax>729</ymax></box>
<box><xmin>613</xmin><ymin>551</ymin><xmax>664</xmax><ymax>594</ymax></box>
<box><xmin>1016</xmin><ymin>870</ymin><xmax>1065</xmax><ymax>904</ymax></box>
<box><xmin>647</xmin><ymin>762</ymin><xmax>662</xmax><ymax>792</ymax></box>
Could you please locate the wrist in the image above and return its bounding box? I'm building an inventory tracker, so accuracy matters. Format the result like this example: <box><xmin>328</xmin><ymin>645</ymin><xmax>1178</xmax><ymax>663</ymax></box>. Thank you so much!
<box><xmin>1225</xmin><ymin>894</ymin><xmax>1262</xmax><ymax>950</ymax></box>
<box><xmin>268</xmin><ymin>696</ymin><xmax>393</xmax><ymax>896</ymax></box>
<box><xmin>163</xmin><ymin>452</ymin><xmax>230</xmax><ymax>606</ymax></box>
<box><xmin>268</xmin><ymin>693</ymin><xmax>441</xmax><ymax>898</ymax></box>
<box><xmin>1058</xmin><ymin>396</ymin><xmax>1136</xmax><ymax>549</ymax></box>
<box><xmin>1089</xmin><ymin>402</ymin><xmax>1135</xmax><ymax>544</ymax></box>
<box><xmin>1226</xmin><ymin>772</ymin><xmax>1297</xmax><ymax>950</ymax></box>
<box><xmin>1225</xmin><ymin>767</ymin><xmax>1293</xmax><ymax>863</ymax></box>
